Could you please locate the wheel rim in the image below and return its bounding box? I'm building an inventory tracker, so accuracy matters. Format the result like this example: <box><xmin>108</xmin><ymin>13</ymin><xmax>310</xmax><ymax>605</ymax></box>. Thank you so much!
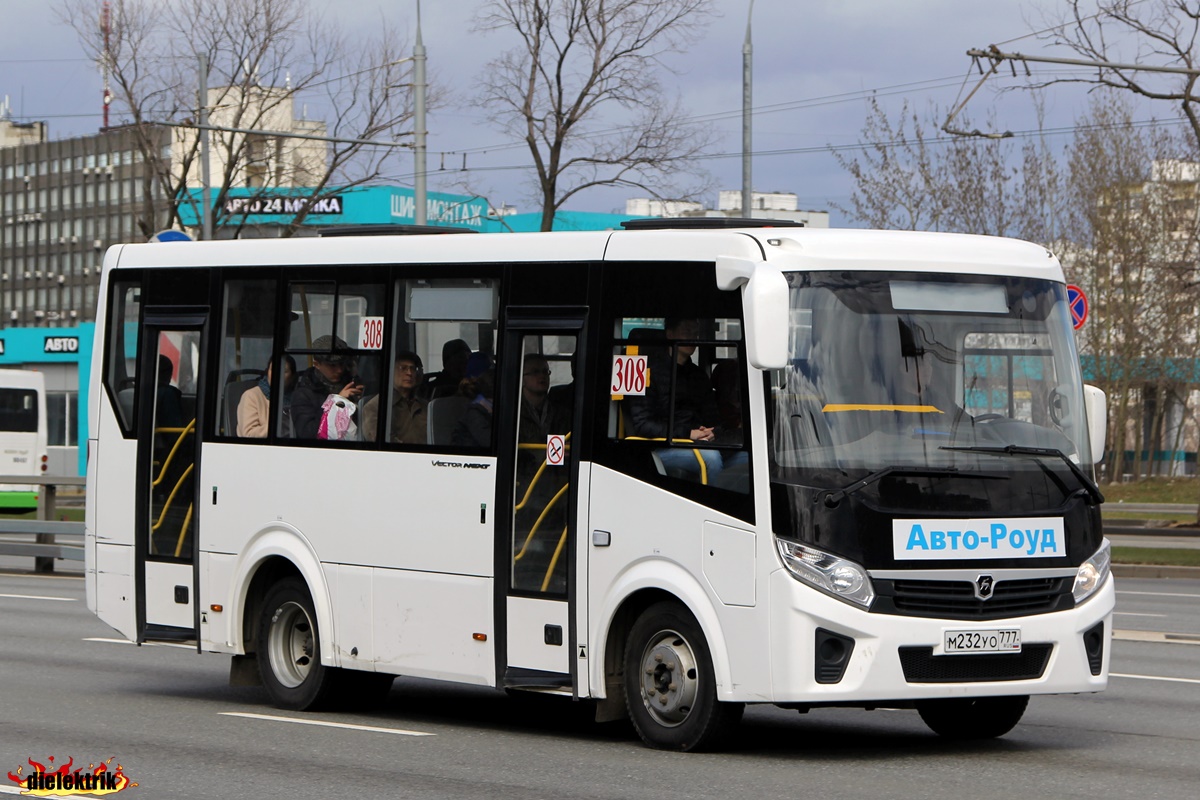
<box><xmin>267</xmin><ymin>600</ymin><xmax>315</xmax><ymax>688</ymax></box>
<box><xmin>636</xmin><ymin>628</ymin><xmax>700</xmax><ymax>727</ymax></box>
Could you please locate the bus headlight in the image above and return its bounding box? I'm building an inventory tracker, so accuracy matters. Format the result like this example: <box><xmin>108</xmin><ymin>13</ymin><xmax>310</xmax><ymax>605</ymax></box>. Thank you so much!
<box><xmin>776</xmin><ymin>539</ymin><xmax>875</xmax><ymax>608</ymax></box>
<box><xmin>1073</xmin><ymin>539</ymin><xmax>1111</xmax><ymax>604</ymax></box>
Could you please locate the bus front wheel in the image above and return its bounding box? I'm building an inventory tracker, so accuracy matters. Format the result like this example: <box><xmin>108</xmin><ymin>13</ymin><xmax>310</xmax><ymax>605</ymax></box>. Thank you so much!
<box><xmin>257</xmin><ymin>578</ymin><xmax>338</xmax><ymax>710</ymax></box>
<box><xmin>623</xmin><ymin>601</ymin><xmax>744</xmax><ymax>751</ymax></box>
<box><xmin>917</xmin><ymin>695</ymin><xmax>1029</xmax><ymax>740</ymax></box>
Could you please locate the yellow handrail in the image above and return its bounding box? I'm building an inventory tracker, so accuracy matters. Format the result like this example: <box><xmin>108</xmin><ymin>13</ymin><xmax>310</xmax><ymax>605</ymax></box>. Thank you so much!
<box><xmin>822</xmin><ymin>403</ymin><xmax>943</xmax><ymax>413</ymax></box>
<box><xmin>621</xmin><ymin>436</ymin><xmax>709</xmax><ymax>485</ymax></box>
<box><xmin>542</xmin><ymin>525</ymin><xmax>569</xmax><ymax>592</ymax></box>
<box><xmin>152</xmin><ymin>419</ymin><xmax>195</xmax><ymax>488</ymax></box>
<box><xmin>152</xmin><ymin>462</ymin><xmax>194</xmax><ymax>533</ymax></box>
<box><xmin>173</xmin><ymin>502</ymin><xmax>195</xmax><ymax>558</ymax></box>
<box><xmin>514</xmin><ymin>483</ymin><xmax>569</xmax><ymax>562</ymax></box>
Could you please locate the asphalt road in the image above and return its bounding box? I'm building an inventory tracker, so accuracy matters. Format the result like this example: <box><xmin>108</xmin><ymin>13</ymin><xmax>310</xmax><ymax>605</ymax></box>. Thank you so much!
<box><xmin>1</xmin><ymin>571</ymin><xmax>1198</xmax><ymax>800</ymax></box>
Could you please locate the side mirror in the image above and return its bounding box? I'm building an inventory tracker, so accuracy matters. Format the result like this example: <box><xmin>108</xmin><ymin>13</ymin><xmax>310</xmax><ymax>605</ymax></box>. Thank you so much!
<box><xmin>715</xmin><ymin>256</ymin><xmax>788</xmax><ymax>369</ymax></box>
<box><xmin>1083</xmin><ymin>384</ymin><xmax>1106</xmax><ymax>464</ymax></box>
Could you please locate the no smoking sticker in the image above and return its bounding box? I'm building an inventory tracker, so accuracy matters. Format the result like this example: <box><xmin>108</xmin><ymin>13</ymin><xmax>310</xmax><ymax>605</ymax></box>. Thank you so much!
<box><xmin>546</xmin><ymin>434</ymin><xmax>566</xmax><ymax>467</ymax></box>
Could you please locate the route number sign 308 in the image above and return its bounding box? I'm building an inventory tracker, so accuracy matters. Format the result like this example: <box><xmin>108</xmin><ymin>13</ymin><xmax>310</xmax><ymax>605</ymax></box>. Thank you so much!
<box><xmin>611</xmin><ymin>355</ymin><xmax>648</xmax><ymax>396</ymax></box>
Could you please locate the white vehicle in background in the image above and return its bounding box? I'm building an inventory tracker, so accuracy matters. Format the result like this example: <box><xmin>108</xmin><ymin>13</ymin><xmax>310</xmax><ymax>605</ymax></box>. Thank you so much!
<box><xmin>84</xmin><ymin>221</ymin><xmax>1113</xmax><ymax>751</ymax></box>
<box><xmin>0</xmin><ymin>368</ymin><xmax>48</xmax><ymax>510</ymax></box>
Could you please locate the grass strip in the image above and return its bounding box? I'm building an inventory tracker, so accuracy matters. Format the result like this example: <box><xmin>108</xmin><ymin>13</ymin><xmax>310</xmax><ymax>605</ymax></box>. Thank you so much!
<box><xmin>1112</xmin><ymin>547</ymin><xmax>1200</xmax><ymax>568</ymax></box>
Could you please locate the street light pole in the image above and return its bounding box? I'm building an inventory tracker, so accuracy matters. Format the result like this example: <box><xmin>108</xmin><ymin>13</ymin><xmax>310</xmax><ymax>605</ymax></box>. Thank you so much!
<box><xmin>741</xmin><ymin>0</ymin><xmax>754</xmax><ymax>220</ymax></box>
<box><xmin>413</xmin><ymin>0</ymin><xmax>427</xmax><ymax>225</ymax></box>
<box><xmin>199</xmin><ymin>54</ymin><xmax>212</xmax><ymax>241</ymax></box>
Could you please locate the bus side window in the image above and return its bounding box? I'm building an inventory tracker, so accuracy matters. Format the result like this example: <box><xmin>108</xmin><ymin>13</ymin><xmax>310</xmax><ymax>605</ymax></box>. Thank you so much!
<box><xmin>217</xmin><ymin>279</ymin><xmax>277</xmax><ymax>439</ymax></box>
<box><xmin>104</xmin><ymin>280</ymin><xmax>142</xmax><ymax>437</ymax></box>
<box><xmin>286</xmin><ymin>280</ymin><xmax>386</xmax><ymax>444</ymax></box>
<box><xmin>609</xmin><ymin>317</ymin><xmax>750</xmax><ymax>495</ymax></box>
<box><xmin>399</xmin><ymin>276</ymin><xmax>501</xmax><ymax>451</ymax></box>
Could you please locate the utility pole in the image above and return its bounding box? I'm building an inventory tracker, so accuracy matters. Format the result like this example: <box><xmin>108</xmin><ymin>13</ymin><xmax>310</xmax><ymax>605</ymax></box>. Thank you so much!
<box><xmin>414</xmin><ymin>0</ymin><xmax>427</xmax><ymax>225</ymax></box>
<box><xmin>741</xmin><ymin>0</ymin><xmax>754</xmax><ymax>219</ymax></box>
<box><xmin>100</xmin><ymin>1</ymin><xmax>112</xmax><ymax>130</ymax></box>
<box><xmin>199</xmin><ymin>55</ymin><xmax>212</xmax><ymax>241</ymax></box>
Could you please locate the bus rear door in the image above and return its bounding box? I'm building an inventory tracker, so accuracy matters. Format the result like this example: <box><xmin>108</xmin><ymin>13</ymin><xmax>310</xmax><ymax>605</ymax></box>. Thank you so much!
<box><xmin>135</xmin><ymin>309</ymin><xmax>207</xmax><ymax>644</ymax></box>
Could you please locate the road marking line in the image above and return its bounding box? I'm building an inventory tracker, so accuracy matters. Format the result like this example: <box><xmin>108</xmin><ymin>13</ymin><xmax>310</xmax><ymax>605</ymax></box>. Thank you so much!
<box><xmin>220</xmin><ymin>711</ymin><xmax>434</xmax><ymax>737</ymax></box>
<box><xmin>0</xmin><ymin>570</ymin><xmax>84</xmax><ymax>581</ymax></box>
<box><xmin>1117</xmin><ymin>590</ymin><xmax>1200</xmax><ymax>599</ymax></box>
<box><xmin>0</xmin><ymin>593</ymin><xmax>76</xmax><ymax>601</ymax></box>
<box><xmin>1113</xmin><ymin>629</ymin><xmax>1200</xmax><ymax>646</ymax></box>
<box><xmin>83</xmin><ymin>637</ymin><xmax>194</xmax><ymax>650</ymax></box>
<box><xmin>1113</xmin><ymin>611</ymin><xmax>1168</xmax><ymax>617</ymax></box>
<box><xmin>1111</xmin><ymin>672</ymin><xmax>1200</xmax><ymax>685</ymax></box>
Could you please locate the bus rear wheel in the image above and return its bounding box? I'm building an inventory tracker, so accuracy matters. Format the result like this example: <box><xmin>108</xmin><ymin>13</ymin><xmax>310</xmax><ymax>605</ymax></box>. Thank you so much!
<box><xmin>623</xmin><ymin>601</ymin><xmax>744</xmax><ymax>751</ymax></box>
<box><xmin>917</xmin><ymin>695</ymin><xmax>1029</xmax><ymax>740</ymax></box>
<box><xmin>257</xmin><ymin>578</ymin><xmax>338</xmax><ymax>710</ymax></box>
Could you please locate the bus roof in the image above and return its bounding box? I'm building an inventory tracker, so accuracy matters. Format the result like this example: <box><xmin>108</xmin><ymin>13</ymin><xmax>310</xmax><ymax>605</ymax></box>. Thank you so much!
<box><xmin>0</xmin><ymin>368</ymin><xmax>45</xmax><ymax>390</ymax></box>
<box><xmin>105</xmin><ymin>227</ymin><xmax>1063</xmax><ymax>282</ymax></box>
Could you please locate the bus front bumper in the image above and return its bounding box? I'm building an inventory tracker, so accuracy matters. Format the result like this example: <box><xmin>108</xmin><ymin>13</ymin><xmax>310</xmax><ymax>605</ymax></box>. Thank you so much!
<box><xmin>763</xmin><ymin>568</ymin><xmax>1114</xmax><ymax>704</ymax></box>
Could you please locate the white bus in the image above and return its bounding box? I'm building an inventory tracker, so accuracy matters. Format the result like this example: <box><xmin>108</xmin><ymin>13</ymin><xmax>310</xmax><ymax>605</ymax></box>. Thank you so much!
<box><xmin>85</xmin><ymin>223</ymin><xmax>1113</xmax><ymax>750</ymax></box>
<box><xmin>0</xmin><ymin>368</ymin><xmax>48</xmax><ymax>509</ymax></box>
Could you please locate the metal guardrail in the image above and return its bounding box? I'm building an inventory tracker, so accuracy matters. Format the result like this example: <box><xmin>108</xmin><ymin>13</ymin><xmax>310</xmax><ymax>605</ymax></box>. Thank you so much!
<box><xmin>0</xmin><ymin>476</ymin><xmax>86</xmax><ymax>572</ymax></box>
<box><xmin>2</xmin><ymin>480</ymin><xmax>1197</xmax><ymax>572</ymax></box>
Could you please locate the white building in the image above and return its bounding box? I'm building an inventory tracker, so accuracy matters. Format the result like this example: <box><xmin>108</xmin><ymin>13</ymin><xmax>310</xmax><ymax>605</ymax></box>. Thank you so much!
<box><xmin>626</xmin><ymin>190</ymin><xmax>829</xmax><ymax>227</ymax></box>
<box><xmin>177</xmin><ymin>85</ymin><xmax>328</xmax><ymax>190</ymax></box>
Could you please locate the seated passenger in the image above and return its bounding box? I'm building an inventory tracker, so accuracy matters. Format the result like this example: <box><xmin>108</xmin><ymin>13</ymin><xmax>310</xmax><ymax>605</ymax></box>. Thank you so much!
<box><xmin>627</xmin><ymin>318</ymin><xmax>745</xmax><ymax>480</ymax></box>
<box><xmin>155</xmin><ymin>354</ymin><xmax>184</xmax><ymax>430</ymax></box>
<box><xmin>519</xmin><ymin>353</ymin><xmax>570</xmax><ymax>443</ymax></box>
<box><xmin>421</xmin><ymin>338</ymin><xmax>472</xmax><ymax>401</ymax></box>
<box><xmin>451</xmin><ymin>352</ymin><xmax>495</xmax><ymax>448</ymax></box>
<box><xmin>237</xmin><ymin>355</ymin><xmax>296</xmax><ymax>438</ymax></box>
<box><xmin>361</xmin><ymin>351</ymin><xmax>427</xmax><ymax>444</ymax></box>
<box><xmin>292</xmin><ymin>335</ymin><xmax>364</xmax><ymax>440</ymax></box>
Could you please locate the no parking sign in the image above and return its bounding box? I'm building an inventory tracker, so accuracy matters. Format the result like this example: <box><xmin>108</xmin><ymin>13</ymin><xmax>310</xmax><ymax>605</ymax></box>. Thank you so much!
<box><xmin>1066</xmin><ymin>285</ymin><xmax>1088</xmax><ymax>330</ymax></box>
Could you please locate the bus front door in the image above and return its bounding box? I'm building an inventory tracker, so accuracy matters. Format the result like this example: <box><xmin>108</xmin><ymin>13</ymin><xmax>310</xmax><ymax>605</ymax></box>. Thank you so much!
<box><xmin>135</xmin><ymin>312</ymin><xmax>207</xmax><ymax>644</ymax></box>
<box><xmin>500</xmin><ymin>320</ymin><xmax>586</xmax><ymax>692</ymax></box>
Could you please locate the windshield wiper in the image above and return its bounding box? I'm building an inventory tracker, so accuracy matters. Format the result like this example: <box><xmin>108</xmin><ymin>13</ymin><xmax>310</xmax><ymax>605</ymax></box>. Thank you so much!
<box><xmin>823</xmin><ymin>465</ymin><xmax>970</xmax><ymax>507</ymax></box>
<box><xmin>940</xmin><ymin>444</ymin><xmax>1104</xmax><ymax>505</ymax></box>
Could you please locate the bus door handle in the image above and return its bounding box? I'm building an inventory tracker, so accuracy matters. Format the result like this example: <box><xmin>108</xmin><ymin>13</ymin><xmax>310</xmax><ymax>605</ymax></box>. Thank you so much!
<box><xmin>592</xmin><ymin>530</ymin><xmax>611</xmax><ymax>547</ymax></box>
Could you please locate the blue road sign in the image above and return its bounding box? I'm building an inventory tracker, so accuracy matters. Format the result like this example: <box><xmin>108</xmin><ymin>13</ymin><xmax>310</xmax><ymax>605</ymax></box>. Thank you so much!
<box><xmin>150</xmin><ymin>230</ymin><xmax>193</xmax><ymax>243</ymax></box>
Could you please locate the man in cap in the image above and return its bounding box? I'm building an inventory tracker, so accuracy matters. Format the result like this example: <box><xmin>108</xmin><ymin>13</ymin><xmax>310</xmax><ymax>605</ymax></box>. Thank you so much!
<box><xmin>291</xmin><ymin>334</ymin><xmax>364</xmax><ymax>439</ymax></box>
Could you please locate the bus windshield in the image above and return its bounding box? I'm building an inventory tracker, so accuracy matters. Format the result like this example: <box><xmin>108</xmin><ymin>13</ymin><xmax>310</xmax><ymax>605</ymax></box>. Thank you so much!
<box><xmin>769</xmin><ymin>271</ymin><xmax>1093</xmax><ymax>487</ymax></box>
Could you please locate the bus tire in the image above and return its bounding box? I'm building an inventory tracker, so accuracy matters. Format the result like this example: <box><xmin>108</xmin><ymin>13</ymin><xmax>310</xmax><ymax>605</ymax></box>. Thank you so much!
<box><xmin>623</xmin><ymin>601</ymin><xmax>744</xmax><ymax>751</ymax></box>
<box><xmin>917</xmin><ymin>695</ymin><xmax>1029</xmax><ymax>740</ymax></box>
<box><xmin>257</xmin><ymin>578</ymin><xmax>338</xmax><ymax>711</ymax></box>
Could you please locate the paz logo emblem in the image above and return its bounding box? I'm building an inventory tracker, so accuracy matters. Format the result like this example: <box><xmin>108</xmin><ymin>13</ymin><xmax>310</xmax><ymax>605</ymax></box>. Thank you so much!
<box><xmin>974</xmin><ymin>574</ymin><xmax>995</xmax><ymax>601</ymax></box>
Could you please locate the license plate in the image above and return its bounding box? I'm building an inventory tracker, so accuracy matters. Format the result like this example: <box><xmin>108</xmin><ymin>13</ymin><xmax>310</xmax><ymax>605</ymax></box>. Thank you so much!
<box><xmin>943</xmin><ymin>628</ymin><xmax>1022</xmax><ymax>655</ymax></box>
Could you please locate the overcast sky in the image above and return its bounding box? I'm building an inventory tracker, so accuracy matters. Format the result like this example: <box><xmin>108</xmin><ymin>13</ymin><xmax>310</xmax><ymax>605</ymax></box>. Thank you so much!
<box><xmin>0</xmin><ymin>1</ymin><xmax>1122</xmax><ymax>225</ymax></box>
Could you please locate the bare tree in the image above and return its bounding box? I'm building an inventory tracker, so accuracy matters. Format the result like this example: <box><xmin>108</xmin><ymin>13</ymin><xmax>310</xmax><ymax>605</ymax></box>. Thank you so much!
<box><xmin>830</xmin><ymin>98</ymin><xmax>948</xmax><ymax>231</ymax></box>
<box><xmin>832</xmin><ymin>97</ymin><xmax>1064</xmax><ymax>240</ymax></box>
<box><xmin>56</xmin><ymin>0</ymin><xmax>417</xmax><ymax>238</ymax></box>
<box><xmin>1035</xmin><ymin>1</ymin><xmax>1200</xmax><ymax>151</ymax></box>
<box><xmin>474</xmin><ymin>0</ymin><xmax>716</xmax><ymax>232</ymax></box>
<box><xmin>1063</xmin><ymin>97</ymin><xmax>1200</xmax><ymax>484</ymax></box>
